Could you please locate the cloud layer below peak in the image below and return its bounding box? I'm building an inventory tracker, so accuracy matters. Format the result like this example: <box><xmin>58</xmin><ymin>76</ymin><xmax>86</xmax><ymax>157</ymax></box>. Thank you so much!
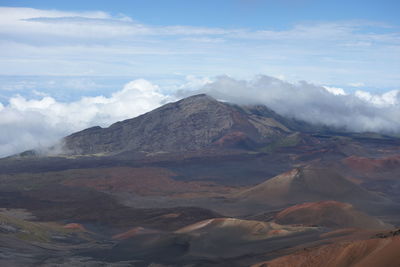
<box><xmin>0</xmin><ymin>79</ymin><xmax>172</xmax><ymax>157</ymax></box>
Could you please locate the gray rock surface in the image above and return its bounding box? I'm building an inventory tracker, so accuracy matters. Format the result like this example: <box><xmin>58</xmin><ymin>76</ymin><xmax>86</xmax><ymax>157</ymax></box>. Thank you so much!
<box><xmin>63</xmin><ymin>94</ymin><xmax>293</xmax><ymax>155</ymax></box>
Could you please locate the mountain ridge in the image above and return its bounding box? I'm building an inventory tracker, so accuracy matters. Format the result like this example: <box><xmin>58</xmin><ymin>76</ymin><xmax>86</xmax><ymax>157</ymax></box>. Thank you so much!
<box><xmin>63</xmin><ymin>94</ymin><xmax>306</xmax><ymax>155</ymax></box>
<box><xmin>12</xmin><ymin>93</ymin><xmax>399</xmax><ymax>159</ymax></box>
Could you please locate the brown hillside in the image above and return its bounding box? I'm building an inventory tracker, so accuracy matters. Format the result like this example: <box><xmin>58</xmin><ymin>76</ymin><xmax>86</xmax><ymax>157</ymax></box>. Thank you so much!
<box><xmin>275</xmin><ymin>201</ymin><xmax>390</xmax><ymax>229</ymax></box>
<box><xmin>253</xmin><ymin>235</ymin><xmax>400</xmax><ymax>267</ymax></box>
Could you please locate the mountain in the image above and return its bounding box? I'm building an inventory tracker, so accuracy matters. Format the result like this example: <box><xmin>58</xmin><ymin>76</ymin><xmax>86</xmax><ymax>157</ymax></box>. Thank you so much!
<box><xmin>233</xmin><ymin>165</ymin><xmax>388</xmax><ymax>210</ymax></box>
<box><xmin>63</xmin><ymin>94</ymin><xmax>308</xmax><ymax>155</ymax></box>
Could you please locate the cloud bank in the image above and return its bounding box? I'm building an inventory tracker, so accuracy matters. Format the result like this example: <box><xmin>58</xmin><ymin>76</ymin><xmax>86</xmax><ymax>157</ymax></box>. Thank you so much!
<box><xmin>0</xmin><ymin>79</ymin><xmax>173</xmax><ymax>157</ymax></box>
<box><xmin>192</xmin><ymin>75</ymin><xmax>400</xmax><ymax>133</ymax></box>
<box><xmin>0</xmin><ymin>75</ymin><xmax>399</xmax><ymax>157</ymax></box>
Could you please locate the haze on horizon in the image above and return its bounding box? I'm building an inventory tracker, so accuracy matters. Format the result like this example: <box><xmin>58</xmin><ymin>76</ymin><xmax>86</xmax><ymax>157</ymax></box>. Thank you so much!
<box><xmin>0</xmin><ymin>0</ymin><xmax>399</xmax><ymax>157</ymax></box>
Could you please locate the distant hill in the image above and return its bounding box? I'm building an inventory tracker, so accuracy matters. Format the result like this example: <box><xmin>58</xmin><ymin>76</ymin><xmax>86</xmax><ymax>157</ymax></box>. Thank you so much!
<box><xmin>233</xmin><ymin>166</ymin><xmax>388</xmax><ymax>209</ymax></box>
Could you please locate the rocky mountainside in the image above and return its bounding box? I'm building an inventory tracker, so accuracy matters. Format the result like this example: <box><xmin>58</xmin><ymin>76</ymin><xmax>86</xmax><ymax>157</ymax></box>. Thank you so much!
<box><xmin>63</xmin><ymin>94</ymin><xmax>307</xmax><ymax>155</ymax></box>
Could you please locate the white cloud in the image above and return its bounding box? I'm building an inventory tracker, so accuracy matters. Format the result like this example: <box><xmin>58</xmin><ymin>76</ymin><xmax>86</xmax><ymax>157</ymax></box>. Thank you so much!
<box><xmin>0</xmin><ymin>7</ymin><xmax>227</xmax><ymax>42</ymax></box>
<box><xmin>355</xmin><ymin>90</ymin><xmax>399</xmax><ymax>106</ymax></box>
<box><xmin>177</xmin><ymin>75</ymin><xmax>213</xmax><ymax>91</ymax></box>
<box><xmin>0</xmin><ymin>79</ymin><xmax>173</xmax><ymax>157</ymax></box>
<box><xmin>348</xmin><ymin>82</ymin><xmax>365</xmax><ymax>87</ymax></box>
<box><xmin>181</xmin><ymin>37</ymin><xmax>226</xmax><ymax>43</ymax></box>
<box><xmin>190</xmin><ymin>75</ymin><xmax>400</xmax><ymax>134</ymax></box>
<box><xmin>323</xmin><ymin>86</ymin><xmax>347</xmax><ymax>96</ymax></box>
<box><xmin>0</xmin><ymin>80</ymin><xmax>38</xmax><ymax>91</ymax></box>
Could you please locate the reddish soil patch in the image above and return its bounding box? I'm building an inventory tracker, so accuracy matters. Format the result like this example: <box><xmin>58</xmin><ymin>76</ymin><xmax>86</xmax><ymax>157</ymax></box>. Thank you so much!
<box><xmin>112</xmin><ymin>227</ymin><xmax>159</xmax><ymax>240</ymax></box>
<box><xmin>63</xmin><ymin>167</ymin><xmax>235</xmax><ymax>196</ymax></box>
<box><xmin>275</xmin><ymin>201</ymin><xmax>389</xmax><ymax>229</ymax></box>
<box><xmin>214</xmin><ymin>131</ymin><xmax>248</xmax><ymax>146</ymax></box>
<box><xmin>343</xmin><ymin>155</ymin><xmax>400</xmax><ymax>174</ymax></box>
<box><xmin>253</xmin><ymin>236</ymin><xmax>400</xmax><ymax>267</ymax></box>
<box><xmin>276</xmin><ymin>201</ymin><xmax>350</xmax><ymax>218</ymax></box>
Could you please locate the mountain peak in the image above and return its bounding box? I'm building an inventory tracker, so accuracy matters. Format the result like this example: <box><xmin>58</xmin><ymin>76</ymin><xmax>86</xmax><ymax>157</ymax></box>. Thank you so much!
<box><xmin>158</xmin><ymin>93</ymin><xmax>221</xmax><ymax>113</ymax></box>
<box><xmin>161</xmin><ymin>94</ymin><xmax>223</xmax><ymax>113</ymax></box>
<box><xmin>181</xmin><ymin>93</ymin><xmax>214</xmax><ymax>100</ymax></box>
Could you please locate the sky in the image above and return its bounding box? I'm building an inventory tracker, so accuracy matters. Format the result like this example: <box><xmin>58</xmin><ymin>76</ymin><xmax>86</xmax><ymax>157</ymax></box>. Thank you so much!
<box><xmin>0</xmin><ymin>0</ymin><xmax>399</xmax><ymax>156</ymax></box>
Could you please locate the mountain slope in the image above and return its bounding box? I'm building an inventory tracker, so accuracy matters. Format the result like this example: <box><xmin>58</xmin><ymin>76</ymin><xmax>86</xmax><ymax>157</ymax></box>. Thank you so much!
<box><xmin>253</xmin><ymin>234</ymin><xmax>400</xmax><ymax>267</ymax></box>
<box><xmin>275</xmin><ymin>201</ymin><xmax>390</xmax><ymax>229</ymax></box>
<box><xmin>63</xmin><ymin>94</ymin><xmax>296</xmax><ymax>155</ymax></box>
<box><xmin>234</xmin><ymin>166</ymin><xmax>387</xmax><ymax>209</ymax></box>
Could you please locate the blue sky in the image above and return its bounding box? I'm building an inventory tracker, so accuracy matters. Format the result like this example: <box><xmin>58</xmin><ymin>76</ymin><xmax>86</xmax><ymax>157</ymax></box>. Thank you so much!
<box><xmin>0</xmin><ymin>0</ymin><xmax>399</xmax><ymax>156</ymax></box>
<box><xmin>3</xmin><ymin>0</ymin><xmax>400</xmax><ymax>29</ymax></box>
<box><xmin>0</xmin><ymin>0</ymin><xmax>399</xmax><ymax>98</ymax></box>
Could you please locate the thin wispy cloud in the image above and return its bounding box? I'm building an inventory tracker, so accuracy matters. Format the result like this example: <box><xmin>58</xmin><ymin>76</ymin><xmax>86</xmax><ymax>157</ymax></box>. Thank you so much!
<box><xmin>0</xmin><ymin>7</ymin><xmax>399</xmax><ymax>88</ymax></box>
